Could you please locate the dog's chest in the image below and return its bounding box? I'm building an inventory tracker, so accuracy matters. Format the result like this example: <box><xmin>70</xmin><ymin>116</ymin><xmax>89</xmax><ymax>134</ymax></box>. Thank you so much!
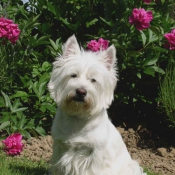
<box><xmin>58</xmin><ymin>141</ymin><xmax>111</xmax><ymax>175</ymax></box>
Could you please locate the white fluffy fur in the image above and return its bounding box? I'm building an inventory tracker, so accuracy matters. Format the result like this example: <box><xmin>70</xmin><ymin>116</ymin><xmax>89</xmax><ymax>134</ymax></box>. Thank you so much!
<box><xmin>48</xmin><ymin>35</ymin><xmax>147</xmax><ymax>175</ymax></box>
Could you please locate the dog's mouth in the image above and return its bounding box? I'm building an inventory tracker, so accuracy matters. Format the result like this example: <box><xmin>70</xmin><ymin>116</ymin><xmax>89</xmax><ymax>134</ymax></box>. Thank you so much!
<box><xmin>73</xmin><ymin>96</ymin><xmax>85</xmax><ymax>102</ymax></box>
<box><xmin>63</xmin><ymin>90</ymin><xmax>92</xmax><ymax>114</ymax></box>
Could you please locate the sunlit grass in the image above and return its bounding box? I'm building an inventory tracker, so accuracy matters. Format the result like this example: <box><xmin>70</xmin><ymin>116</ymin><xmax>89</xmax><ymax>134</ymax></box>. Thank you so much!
<box><xmin>145</xmin><ymin>169</ymin><xmax>160</xmax><ymax>175</ymax></box>
<box><xmin>0</xmin><ymin>149</ymin><xmax>48</xmax><ymax>175</ymax></box>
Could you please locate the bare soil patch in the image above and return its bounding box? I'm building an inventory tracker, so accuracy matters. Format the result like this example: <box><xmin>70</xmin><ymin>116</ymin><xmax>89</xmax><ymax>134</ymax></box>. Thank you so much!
<box><xmin>17</xmin><ymin>126</ymin><xmax>175</xmax><ymax>175</ymax></box>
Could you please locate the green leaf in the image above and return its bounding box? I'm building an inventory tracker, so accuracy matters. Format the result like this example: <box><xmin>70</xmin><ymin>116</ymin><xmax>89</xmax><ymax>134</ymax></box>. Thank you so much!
<box><xmin>20</xmin><ymin>75</ymin><xmax>29</xmax><ymax>87</ymax></box>
<box><xmin>12</xmin><ymin>125</ymin><xmax>18</xmax><ymax>132</ymax></box>
<box><xmin>154</xmin><ymin>46</ymin><xmax>167</xmax><ymax>53</ymax></box>
<box><xmin>32</xmin><ymin>81</ymin><xmax>39</xmax><ymax>98</ymax></box>
<box><xmin>11</xmin><ymin>99</ymin><xmax>21</xmax><ymax>112</ymax></box>
<box><xmin>12</xmin><ymin>107</ymin><xmax>28</xmax><ymax>114</ymax></box>
<box><xmin>151</xmin><ymin>66</ymin><xmax>165</xmax><ymax>74</ymax></box>
<box><xmin>144</xmin><ymin>66</ymin><xmax>165</xmax><ymax>76</ymax></box>
<box><xmin>149</xmin><ymin>26</ymin><xmax>160</xmax><ymax>36</ymax></box>
<box><xmin>99</xmin><ymin>17</ymin><xmax>112</xmax><ymax>26</ymax></box>
<box><xmin>40</xmin><ymin>105</ymin><xmax>46</xmax><ymax>112</ymax></box>
<box><xmin>24</xmin><ymin>15</ymin><xmax>40</xmax><ymax>31</ymax></box>
<box><xmin>11</xmin><ymin>91</ymin><xmax>28</xmax><ymax>98</ymax></box>
<box><xmin>39</xmin><ymin>73</ymin><xmax>50</xmax><ymax>85</ymax></box>
<box><xmin>37</xmin><ymin>36</ymin><xmax>50</xmax><ymax>43</ymax></box>
<box><xmin>35</xmin><ymin>126</ymin><xmax>46</xmax><ymax>136</ymax></box>
<box><xmin>38</xmin><ymin>82</ymin><xmax>47</xmax><ymax>98</ymax></box>
<box><xmin>1</xmin><ymin>91</ymin><xmax>12</xmax><ymax>109</ymax></box>
<box><xmin>143</xmin><ymin>57</ymin><xmax>158</xmax><ymax>66</ymax></box>
<box><xmin>41</xmin><ymin>102</ymin><xmax>56</xmax><ymax>113</ymax></box>
<box><xmin>0</xmin><ymin>114</ymin><xmax>10</xmax><ymax>123</ymax></box>
<box><xmin>24</xmin><ymin>119</ymin><xmax>35</xmax><ymax>129</ymax></box>
<box><xmin>59</xmin><ymin>17</ymin><xmax>78</xmax><ymax>31</ymax></box>
<box><xmin>33</xmin><ymin>40</ymin><xmax>49</xmax><ymax>47</ymax></box>
<box><xmin>0</xmin><ymin>121</ymin><xmax>10</xmax><ymax>130</ymax></box>
<box><xmin>140</xmin><ymin>31</ymin><xmax>147</xmax><ymax>46</ymax></box>
<box><xmin>137</xmin><ymin>72</ymin><xmax>141</xmax><ymax>79</ymax></box>
<box><xmin>148</xmin><ymin>29</ymin><xmax>153</xmax><ymax>43</ymax></box>
<box><xmin>0</xmin><ymin>97</ymin><xmax>5</xmax><ymax>107</ymax></box>
<box><xmin>148</xmin><ymin>29</ymin><xmax>158</xmax><ymax>43</ymax></box>
<box><xmin>20</xmin><ymin>130</ymin><xmax>31</xmax><ymax>139</ymax></box>
<box><xmin>86</xmin><ymin>18</ymin><xmax>98</xmax><ymax>28</ymax></box>
<box><xmin>49</xmin><ymin>38</ymin><xmax>58</xmax><ymax>50</ymax></box>
<box><xmin>18</xmin><ymin>115</ymin><xmax>26</xmax><ymax>129</ymax></box>
<box><xmin>143</xmin><ymin>67</ymin><xmax>155</xmax><ymax>77</ymax></box>
<box><xmin>133</xmin><ymin>98</ymin><xmax>137</xmax><ymax>102</ymax></box>
<box><xmin>11</xmin><ymin>116</ymin><xmax>17</xmax><ymax>125</ymax></box>
<box><xmin>46</xmin><ymin>1</ymin><xmax>58</xmax><ymax>16</ymax></box>
<box><xmin>42</xmin><ymin>61</ymin><xmax>51</xmax><ymax>71</ymax></box>
<box><xmin>55</xmin><ymin>38</ymin><xmax>61</xmax><ymax>46</ymax></box>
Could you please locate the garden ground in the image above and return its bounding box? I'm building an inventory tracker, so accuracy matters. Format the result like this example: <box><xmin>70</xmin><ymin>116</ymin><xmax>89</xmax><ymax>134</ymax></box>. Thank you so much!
<box><xmin>2</xmin><ymin>125</ymin><xmax>173</xmax><ymax>175</ymax></box>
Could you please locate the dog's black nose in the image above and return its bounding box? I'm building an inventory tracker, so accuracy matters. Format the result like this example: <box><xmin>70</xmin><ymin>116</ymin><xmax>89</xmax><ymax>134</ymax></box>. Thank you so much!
<box><xmin>76</xmin><ymin>88</ymin><xmax>87</xmax><ymax>97</ymax></box>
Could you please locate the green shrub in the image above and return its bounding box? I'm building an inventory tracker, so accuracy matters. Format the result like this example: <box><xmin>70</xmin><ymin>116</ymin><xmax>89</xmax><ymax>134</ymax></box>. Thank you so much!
<box><xmin>30</xmin><ymin>0</ymin><xmax>175</xmax><ymax>105</ymax></box>
<box><xmin>0</xmin><ymin>1</ymin><xmax>58</xmax><ymax>138</ymax></box>
<box><xmin>0</xmin><ymin>0</ymin><xmax>175</xmax><ymax>137</ymax></box>
<box><xmin>159</xmin><ymin>62</ymin><xmax>175</xmax><ymax>126</ymax></box>
<box><xmin>0</xmin><ymin>61</ymin><xmax>56</xmax><ymax>139</ymax></box>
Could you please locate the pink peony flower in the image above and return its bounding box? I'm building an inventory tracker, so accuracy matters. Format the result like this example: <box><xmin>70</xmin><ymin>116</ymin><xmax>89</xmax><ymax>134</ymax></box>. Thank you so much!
<box><xmin>98</xmin><ymin>38</ymin><xmax>109</xmax><ymax>50</ymax></box>
<box><xmin>129</xmin><ymin>8</ymin><xmax>153</xmax><ymax>31</ymax></box>
<box><xmin>2</xmin><ymin>133</ymin><xmax>24</xmax><ymax>156</ymax></box>
<box><xmin>164</xmin><ymin>29</ymin><xmax>175</xmax><ymax>50</ymax></box>
<box><xmin>143</xmin><ymin>0</ymin><xmax>151</xmax><ymax>3</ymax></box>
<box><xmin>87</xmin><ymin>38</ymin><xmax>109</xmax><ymax>52</ymax></box>
<box><xmin>87</xmin><ymin>40</ymin><xmax>100</xmax><ymax>52</ymax></box>
<box><xmin>0</xmin><ymin>17</ymin><xmax>20</xmax><ymax>44</ymax></box>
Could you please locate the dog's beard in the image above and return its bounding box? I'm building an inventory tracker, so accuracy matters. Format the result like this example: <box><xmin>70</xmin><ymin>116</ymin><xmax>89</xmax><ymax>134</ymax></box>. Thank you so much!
<box><xmin>60</xmin><ymin>91</ymin><xmax>100</xmax><ymax>118</ymax></box>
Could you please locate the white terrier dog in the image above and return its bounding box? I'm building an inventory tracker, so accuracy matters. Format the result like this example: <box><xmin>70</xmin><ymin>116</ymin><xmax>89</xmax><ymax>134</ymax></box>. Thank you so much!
<box><xmin>48</xmin><ymin>35</ymin><xmax>147</xmax><ymax>175</ymax></box>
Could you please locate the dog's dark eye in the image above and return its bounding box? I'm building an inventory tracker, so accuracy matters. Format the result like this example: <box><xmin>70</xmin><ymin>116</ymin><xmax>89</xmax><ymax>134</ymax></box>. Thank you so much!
<box><xmin>91</xmin><ymin>78</ymin><xmax>96</xmax><ymax>83</ymax></box>
<box><xmin>71</xmin><ymin>74</ymin><xmax>77</xmax><ymax>78</ymax></box>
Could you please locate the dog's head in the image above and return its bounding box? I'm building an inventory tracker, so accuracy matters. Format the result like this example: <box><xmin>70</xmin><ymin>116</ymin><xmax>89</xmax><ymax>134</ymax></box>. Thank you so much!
<box><xmin>48</xmin><ymin>35</ymin><xmax>117</xmax><ymax>117</ymax></box>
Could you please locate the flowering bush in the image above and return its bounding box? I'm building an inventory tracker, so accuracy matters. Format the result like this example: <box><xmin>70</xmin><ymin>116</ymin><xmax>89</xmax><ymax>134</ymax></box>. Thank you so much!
<box><xmin>2</xmin><ymin>133</ymin><xmax>24</xmax><ymax>156</ymax></box>
<box><xmin>0</xmin><ymin>17</ymin><xmax>20</xmax><ymax>44</ymax></box>
<box><xmin>87</xmin><ymin>38</ymin><xmax>109</xmax><ymax>52</ymax></box>
<box><xmin>0</xmin><ymin>2</ymin><xmax>54</xmax><ymax>138</ymax></box>
<box><xmin>129</xmin><ymin>8</ymin><xmax>153</xmax><ymax>31</ymax></box>
<box><xmin>164</xmin><ymin>29</ymin><xmax>175</xmax><ymax>50</ymax></box>
<box><xmin>0</xmin><ymin>0</ymin><xmax>175</xmax><ymax>137</ymax></box>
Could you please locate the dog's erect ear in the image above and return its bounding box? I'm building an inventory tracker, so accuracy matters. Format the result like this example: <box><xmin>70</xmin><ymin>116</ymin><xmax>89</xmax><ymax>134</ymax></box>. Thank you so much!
<box><xmin>99</xmin><ymin>45</ymin><xmax>117</xmax><ymax>70</ymax></box>
<box><xmin>62</xmin><ymin>35</ymin><xmax>81</xmax><ymax>58</ymax></box>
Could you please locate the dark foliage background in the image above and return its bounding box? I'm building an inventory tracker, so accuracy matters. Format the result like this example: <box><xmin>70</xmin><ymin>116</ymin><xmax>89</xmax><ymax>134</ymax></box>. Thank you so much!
<box><xmin>0</xmin><ymin>0</ymin><xmax>175</xmax><ymax>144</ymax></box>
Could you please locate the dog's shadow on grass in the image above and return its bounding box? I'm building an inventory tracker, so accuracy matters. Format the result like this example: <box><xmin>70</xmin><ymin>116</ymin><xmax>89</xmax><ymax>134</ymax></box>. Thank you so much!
<box><xmin>9</xmin><ymin>163</ymin><xmax>48</xmax><ymax>175</ymax></box>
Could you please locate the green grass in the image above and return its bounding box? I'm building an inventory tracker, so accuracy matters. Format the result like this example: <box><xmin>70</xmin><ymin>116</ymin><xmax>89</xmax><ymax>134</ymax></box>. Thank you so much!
<box><xmin>0</xmin><ymin>149</ymin><xmax>158</xmax><ymax>175</ymax></box>
<box><xmin>145</xmin><ymin>170</ymin><xmax>159</xmax><ymax>175</ymax></box>
<box><xmin>0</xmin><ymin>151</ymin><xmax>48</xmax><ymax>175</ymax></box>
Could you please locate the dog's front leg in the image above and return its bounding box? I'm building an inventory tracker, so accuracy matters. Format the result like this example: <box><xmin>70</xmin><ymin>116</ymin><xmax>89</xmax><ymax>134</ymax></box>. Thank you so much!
<box><xmin>49</xmin><ymin>140</ymin><xmax>67</xmax><ymax>175</ymax></box>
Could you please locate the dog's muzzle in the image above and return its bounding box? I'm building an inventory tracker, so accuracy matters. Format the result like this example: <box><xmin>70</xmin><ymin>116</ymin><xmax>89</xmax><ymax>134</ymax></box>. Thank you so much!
<box><xmin>74</xmin><ymin>88</ymin><xmax>87</xmax><ymax>102</ymax></box>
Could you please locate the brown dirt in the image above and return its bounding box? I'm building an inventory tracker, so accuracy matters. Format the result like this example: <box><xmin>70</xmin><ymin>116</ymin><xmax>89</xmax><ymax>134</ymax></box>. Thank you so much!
<box><xmin>18</xmin><ymin>126</ymin><xmax>175</xmax><ymax>175</ymax></box>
